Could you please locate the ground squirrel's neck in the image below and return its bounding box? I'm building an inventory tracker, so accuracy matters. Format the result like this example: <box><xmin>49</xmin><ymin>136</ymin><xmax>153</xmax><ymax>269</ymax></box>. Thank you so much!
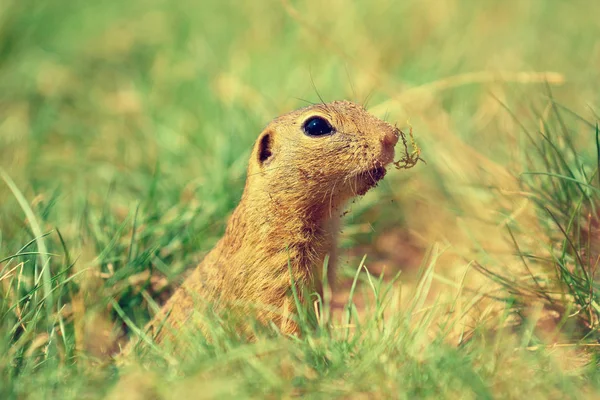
<box><xmin>222</xmin><ymin>183</ymin><xmax>341</xmax><ymax>277</ymax></box>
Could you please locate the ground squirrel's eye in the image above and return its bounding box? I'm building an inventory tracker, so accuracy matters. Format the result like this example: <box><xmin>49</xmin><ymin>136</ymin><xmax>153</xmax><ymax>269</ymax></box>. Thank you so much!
<box><xmin>303</xmin><ymin>116</ymin><xmax>334</xmax><ymax>137</ymax></box>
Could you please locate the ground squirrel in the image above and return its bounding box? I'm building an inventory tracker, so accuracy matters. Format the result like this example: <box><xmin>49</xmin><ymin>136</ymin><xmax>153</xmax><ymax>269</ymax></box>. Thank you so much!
<box><xmin>129</xmin><ymin>100</ymin><xmax>400</xmax><ymax>349</ymax></box>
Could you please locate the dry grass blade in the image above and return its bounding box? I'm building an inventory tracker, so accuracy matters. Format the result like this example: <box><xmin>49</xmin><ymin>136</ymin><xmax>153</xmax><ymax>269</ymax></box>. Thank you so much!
<box><xmin>0</xmin><ymin>168</ymin><xmax>54</xmax><ymax>325</ymax></box>
<box><xmin>393</xmin><ymin>125</ymin><xmax>425</xmax><ymax>170</ymax></box>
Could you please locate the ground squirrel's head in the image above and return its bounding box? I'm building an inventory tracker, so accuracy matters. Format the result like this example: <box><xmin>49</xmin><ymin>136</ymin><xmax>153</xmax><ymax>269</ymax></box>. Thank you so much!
<box><xmin>246</xmin><ymin>100</ymin><xmax>399</xmax><ymax>216</ymax></box>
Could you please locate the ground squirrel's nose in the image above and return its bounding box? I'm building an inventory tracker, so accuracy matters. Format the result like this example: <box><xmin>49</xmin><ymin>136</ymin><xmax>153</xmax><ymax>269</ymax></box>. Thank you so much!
<box><xmin>382</xmin><ymin>127</ymin><xmax>400</xmax><ymax>148</ymax></box>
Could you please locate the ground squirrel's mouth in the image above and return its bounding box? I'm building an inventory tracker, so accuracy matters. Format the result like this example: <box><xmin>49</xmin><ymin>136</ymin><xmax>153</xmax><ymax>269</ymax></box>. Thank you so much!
<box><xmin>354</xmin><ymin>165</ymin><xmax>387</xmax><ymax>195</ymax></box>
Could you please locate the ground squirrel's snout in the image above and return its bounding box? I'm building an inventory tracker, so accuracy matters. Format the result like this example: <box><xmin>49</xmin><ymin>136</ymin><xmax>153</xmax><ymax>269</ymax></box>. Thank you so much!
<box><xmin>378</xmin><ymin>126</ymin><xmax>400</xmax><ymax>165</ymax></box>
<box><xmin>351</xmin><ymin>124</ymin><xmax>399</xmax><ymax>196</ymax></box>
<box><xmin>382</xmin><ymin>127</ymin><xmax>400</xmax><ymax>148</ymax></box>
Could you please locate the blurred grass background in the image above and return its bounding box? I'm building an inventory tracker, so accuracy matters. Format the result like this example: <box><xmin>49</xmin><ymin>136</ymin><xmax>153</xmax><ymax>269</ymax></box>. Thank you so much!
<box><xmin>1</xmin><ymin>0</ymin><xmax>600</xmax><ymax>398</ymax></box>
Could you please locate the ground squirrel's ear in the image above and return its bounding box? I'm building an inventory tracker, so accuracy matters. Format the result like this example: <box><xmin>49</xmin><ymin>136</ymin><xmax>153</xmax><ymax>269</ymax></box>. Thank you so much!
<box><xmin>257</xmin><ymin>130</ymin><xmax>274</xmax><ymax>165</ymax></box>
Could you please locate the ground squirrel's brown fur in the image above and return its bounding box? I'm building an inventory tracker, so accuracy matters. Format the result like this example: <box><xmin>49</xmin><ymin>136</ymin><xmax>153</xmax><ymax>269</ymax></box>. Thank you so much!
<box><xmin>130</xmin><ymin>100</ymin><xmax>399</xmax><ymax>349</ymax></box>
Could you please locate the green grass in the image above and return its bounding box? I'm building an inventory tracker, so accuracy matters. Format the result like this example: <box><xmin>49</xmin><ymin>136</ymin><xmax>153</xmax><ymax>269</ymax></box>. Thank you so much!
<box><xmin>2</xmin><ymin>0</ymin><xmax>600</xmax><ymax>398</ymax></box>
